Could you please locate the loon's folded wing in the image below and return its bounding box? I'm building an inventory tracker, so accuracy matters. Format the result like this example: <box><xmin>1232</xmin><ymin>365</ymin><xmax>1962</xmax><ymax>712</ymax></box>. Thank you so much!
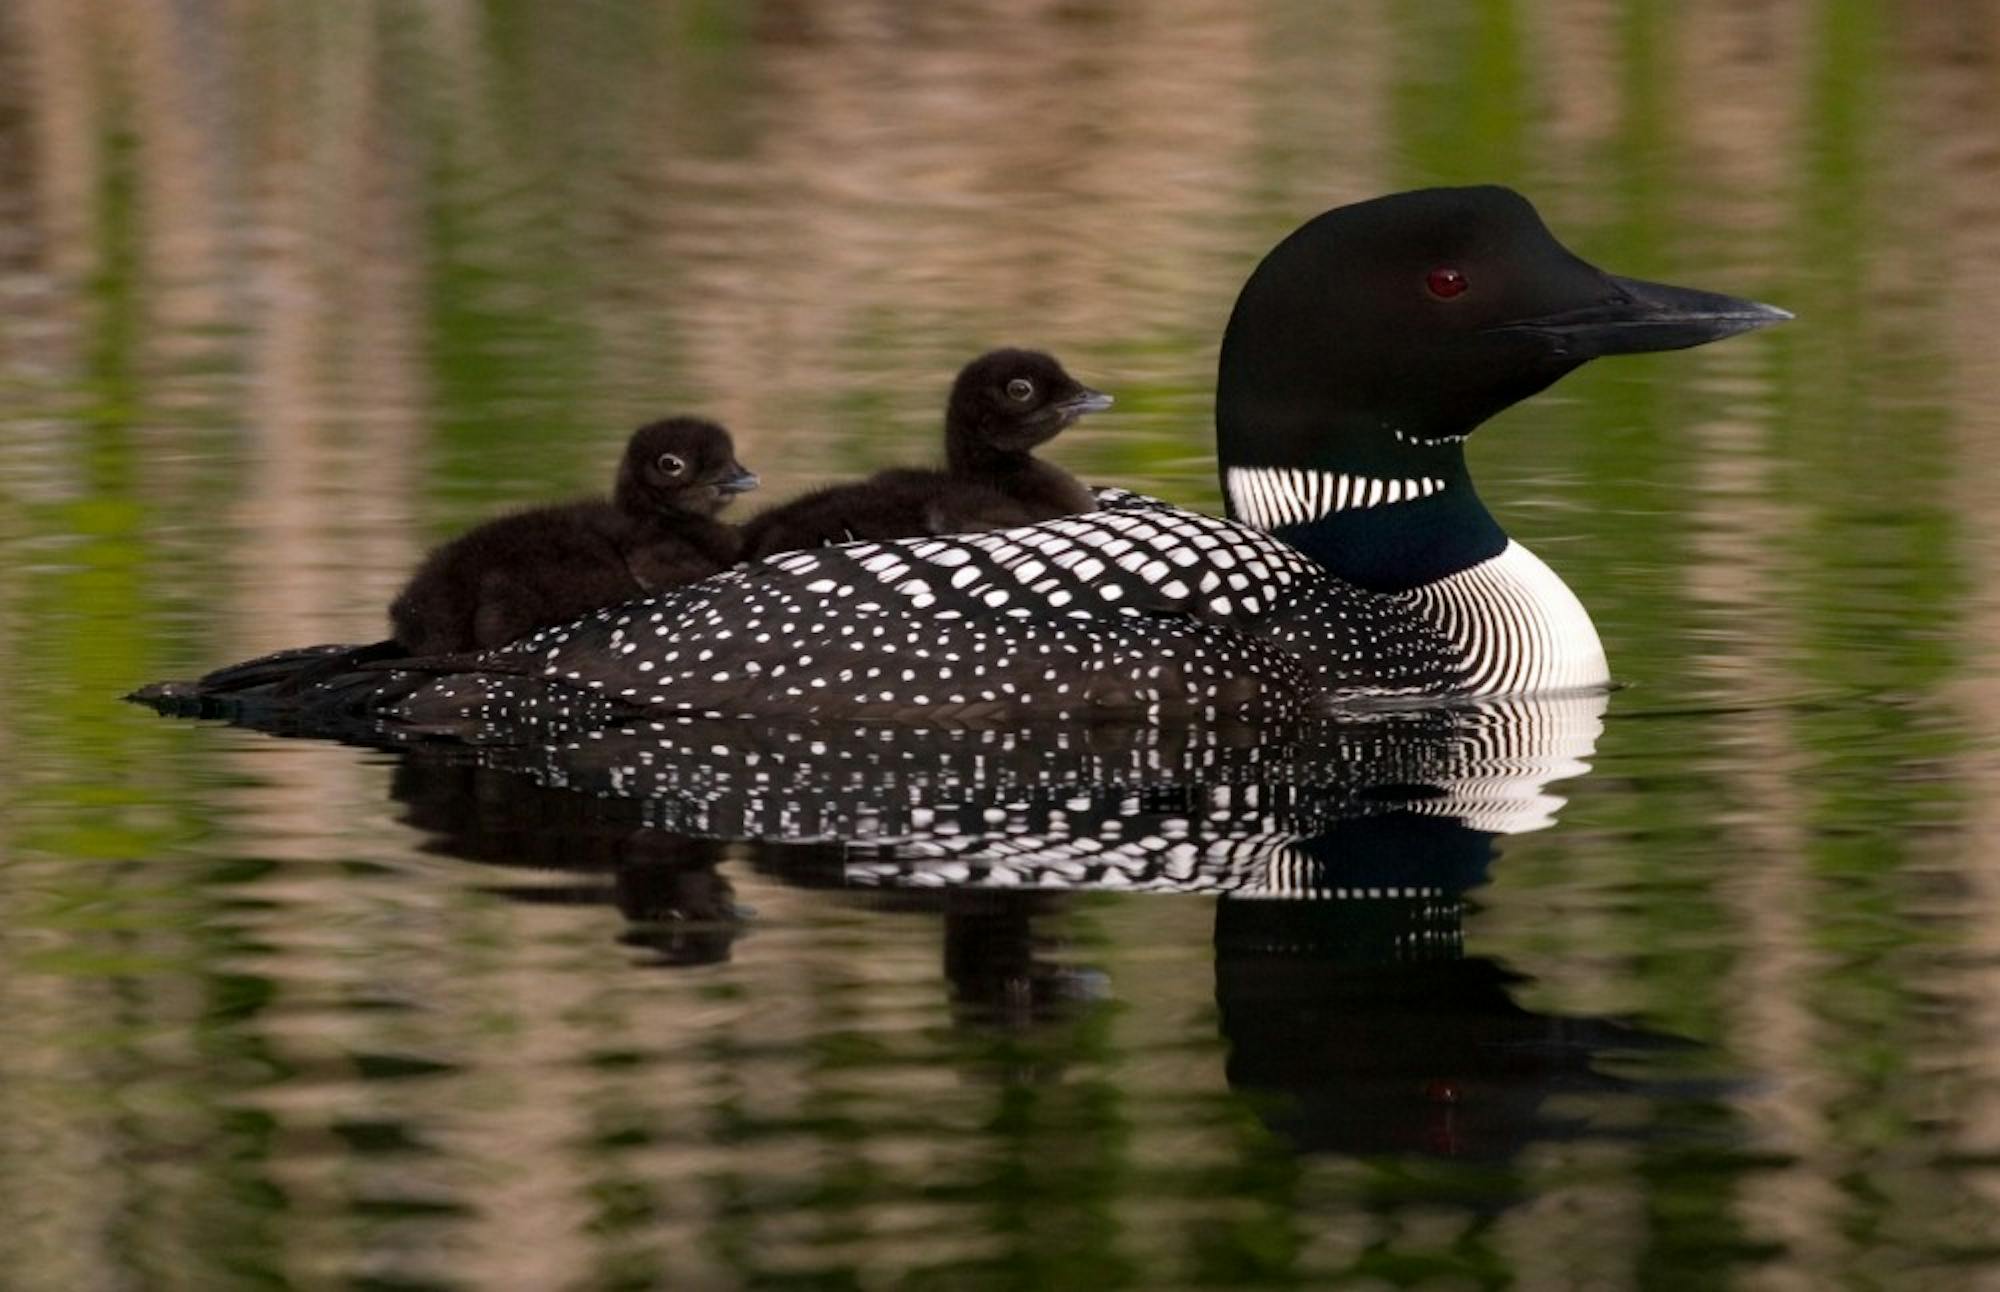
<box><xmin>135</xmin><ymin>497</ymin><xmax>1467</xmax><ymax>740</ymax></box>
<box><xmin>380</xmin><ymin>498</ymin><xmax>1457</xmax><ymax>727</ymax></box>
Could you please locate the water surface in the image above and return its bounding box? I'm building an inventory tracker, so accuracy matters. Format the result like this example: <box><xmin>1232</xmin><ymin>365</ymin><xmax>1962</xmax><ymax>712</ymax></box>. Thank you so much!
<box><xmin>6</xmin><ymin>3</ymin><xmax>2000</xmax><ymax>1288</ymax></box>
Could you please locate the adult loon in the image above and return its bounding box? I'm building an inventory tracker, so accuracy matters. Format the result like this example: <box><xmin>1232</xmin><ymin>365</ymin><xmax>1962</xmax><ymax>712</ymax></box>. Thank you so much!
<box><xmin>740</xmin><ymin>349</ymin><xmax>1108</xmax><ymax>559</ymax></box>
<box><xmin>144</xmin><ymin>186</ymin><xmax>1786</xmax><ymax>730</ymax></box>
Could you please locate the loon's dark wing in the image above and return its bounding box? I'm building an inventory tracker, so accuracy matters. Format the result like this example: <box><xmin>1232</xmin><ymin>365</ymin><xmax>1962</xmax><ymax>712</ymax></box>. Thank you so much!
<box><xmin>371</xmin><ymin>493</ymin><xmax>1462</xmax><ymax>734</ymax></box>
<box><xmin>132</xmin><ymin>494</ymin><xmax>1468</xmax><ymax>741</ymax></box>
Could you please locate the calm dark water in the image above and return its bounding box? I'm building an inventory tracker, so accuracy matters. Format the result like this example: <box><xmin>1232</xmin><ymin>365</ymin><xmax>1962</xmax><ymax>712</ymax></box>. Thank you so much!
<box><xmin>7</xmin><ymin>2</ymin><xmax>2000</xmax><ymax>1288</ymax></box>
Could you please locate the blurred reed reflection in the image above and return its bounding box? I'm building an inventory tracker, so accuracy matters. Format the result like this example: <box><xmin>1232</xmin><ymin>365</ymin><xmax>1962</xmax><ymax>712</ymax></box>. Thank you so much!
<box><xmin>6</xmin><ymin>0</ymin><xmax>2000</xmax><ymax>1287</ymax></box>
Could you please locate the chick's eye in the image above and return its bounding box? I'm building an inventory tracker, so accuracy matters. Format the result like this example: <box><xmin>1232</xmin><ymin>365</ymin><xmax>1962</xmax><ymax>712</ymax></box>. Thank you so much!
<box><xmin>1005</xmin><ymin>378</ymin><xmax>1035</xmax><ymax>402</ymax></box>
<box><xmin>656</xmin><ymin>453</ymin><xmax>686</xmax><ymax>475</ymax></box>
<box><xmin>1426</xmin><ymin>267</ymin><xmax>1469</xmax><ymax>299</ymax></box>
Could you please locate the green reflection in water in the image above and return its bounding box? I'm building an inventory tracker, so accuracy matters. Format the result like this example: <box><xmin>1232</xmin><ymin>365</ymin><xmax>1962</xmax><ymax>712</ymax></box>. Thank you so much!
<box><xmin>3</xmin><ymin>0</ymin><xmax>1999</xmax><ymax>1287</ymax></box>
<box><xmin>0</xmin><ymin>78</ymin><xmax>288</xmax><ymax>1292</ymax></box>
<box><xmin>1393</xmin><ymin>0</ymin><xmax>1532</xmax><ymax>190</ymax></box>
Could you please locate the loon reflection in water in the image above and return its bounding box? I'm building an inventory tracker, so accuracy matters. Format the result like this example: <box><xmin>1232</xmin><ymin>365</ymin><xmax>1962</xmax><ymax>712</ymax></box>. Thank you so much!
<box><xmin>462</xmin><ymin>693</ymin><xmax>1606</xmax><ymax>878</ymax></box>
<box><xmin>368</xmin><ymin>692</ymin><xmax>1703</xmax><ymax>1163</ymax></box>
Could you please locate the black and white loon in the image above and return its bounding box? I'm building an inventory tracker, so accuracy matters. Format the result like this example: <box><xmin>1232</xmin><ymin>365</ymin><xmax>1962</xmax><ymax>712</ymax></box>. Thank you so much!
<box><xmin>146</xmin><ymin>187</ymin><xmax>1787</xmax><ymax>731</ymax></box>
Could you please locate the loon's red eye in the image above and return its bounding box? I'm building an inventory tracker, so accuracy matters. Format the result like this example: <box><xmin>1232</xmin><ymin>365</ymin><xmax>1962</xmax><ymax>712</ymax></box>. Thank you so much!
<box><xmin>1426</xmin><ymin>267</ymin><xmax>1469</xmax><ymax>299</ymax></box>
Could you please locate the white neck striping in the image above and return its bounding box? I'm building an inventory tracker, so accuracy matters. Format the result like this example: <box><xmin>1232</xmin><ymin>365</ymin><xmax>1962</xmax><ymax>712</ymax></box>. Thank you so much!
<box><xmin>1225</xmin><ymin>466</ymin><xmax>1446</xmax><ymax>531</ymax></box>
<box><xmin>1403</xmin><ymin>541</ymin><xmax>1609</xmax><ymax>696</ymax></box>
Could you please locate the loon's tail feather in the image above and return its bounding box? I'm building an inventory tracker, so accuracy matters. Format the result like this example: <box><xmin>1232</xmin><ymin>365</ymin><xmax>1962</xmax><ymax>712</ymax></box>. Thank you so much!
<box><xmin>201</xmin><ymin>642</ymin><xmax>394</xmax><ymax>694</ymax></box>
<box><xmin>127</xmin><ymin>640</ymin><xmax>441</xmax><ymax>721</ymax></box>
<box><xmin>359</xmin><ymin>650</ymin><xmax>535</xmax><ymax>678</ymax></box>
<box><xmin>284</xmin><ymin>666</ymin><xmax>457</xmax><ymax>720</ymax></box>
<box><xmin>127</xmin><ymin>642</ymin><xmax>384</xmax><ymax>714</ymax></box>
<box><xmin>270</xmin><ymin>639</ymin><xmax>409</xmax><ymax>695</ymax></box>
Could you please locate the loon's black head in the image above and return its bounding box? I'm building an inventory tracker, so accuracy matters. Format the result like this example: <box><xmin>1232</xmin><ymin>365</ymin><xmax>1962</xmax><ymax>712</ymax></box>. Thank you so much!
<box><xmin>1216</xmin><ymin>186</ymin><xmax>1790</xmax><ymax>472</ymax></box>
<box><xmin>1214</xmin><ymin>186</ymin><xmax>1789</xmax><ymax>590</ymax></box>
<box><xmin>946</xmin><ymin>349</ymin><xmax>1113</xmax><ymax>463</ymax></box>
<box><xmin>616</xmin><ymin>417</ymin><xmax>760</xmax><ymax>518</ymax></box>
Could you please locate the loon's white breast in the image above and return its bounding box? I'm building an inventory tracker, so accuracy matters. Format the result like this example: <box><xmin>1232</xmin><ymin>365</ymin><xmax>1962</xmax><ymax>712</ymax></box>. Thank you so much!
<box><xmin>1405</xmin><ymin>541</ymin><xmax>1608</xmax><ymax>697</ymax></box>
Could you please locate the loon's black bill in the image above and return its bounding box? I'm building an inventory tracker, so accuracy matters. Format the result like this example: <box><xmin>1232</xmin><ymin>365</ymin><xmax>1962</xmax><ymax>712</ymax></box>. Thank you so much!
<box><xmin>1058</xmin><ymin>389</ymin><xmax>1115</xmax><ymax>417</ymax></box>
<box><xmin>719</xmin><ymin>468</ymin><xmax>761</xmax><ymax>495</ymax></box>
<box><xmin>1494</xmin><ymin>275</ymin><xmax>1793</xmax><ymax>358</ymax></box>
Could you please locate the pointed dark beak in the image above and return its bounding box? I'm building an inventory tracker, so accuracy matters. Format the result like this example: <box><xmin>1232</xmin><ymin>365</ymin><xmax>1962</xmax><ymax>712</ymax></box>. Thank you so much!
<box><xmin>718</xmin><ymin>466</ymin><xmax>760</xmax><ymax>495</ymax></box>
<box><xmin>1056</xmin><ymin>388</ymin><xmax>1114</xmax><ymax>418</ymax></box>
<box><xmin>1490</xmin><ymin>275</ymin><xmax>1793</xmax><ymax>359</ymax></box>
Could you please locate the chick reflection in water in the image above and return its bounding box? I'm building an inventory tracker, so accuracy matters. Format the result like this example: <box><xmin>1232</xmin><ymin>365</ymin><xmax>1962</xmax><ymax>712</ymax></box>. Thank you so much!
<box><xmin>381</xmin><ymin>691</ymin><xmax>1695</xmax><ymax>1161</ymax></box>
<box><xmin>391</xmin><ymin>760</ymin><xmax>746</xmax><ymax>968</ymax></box>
